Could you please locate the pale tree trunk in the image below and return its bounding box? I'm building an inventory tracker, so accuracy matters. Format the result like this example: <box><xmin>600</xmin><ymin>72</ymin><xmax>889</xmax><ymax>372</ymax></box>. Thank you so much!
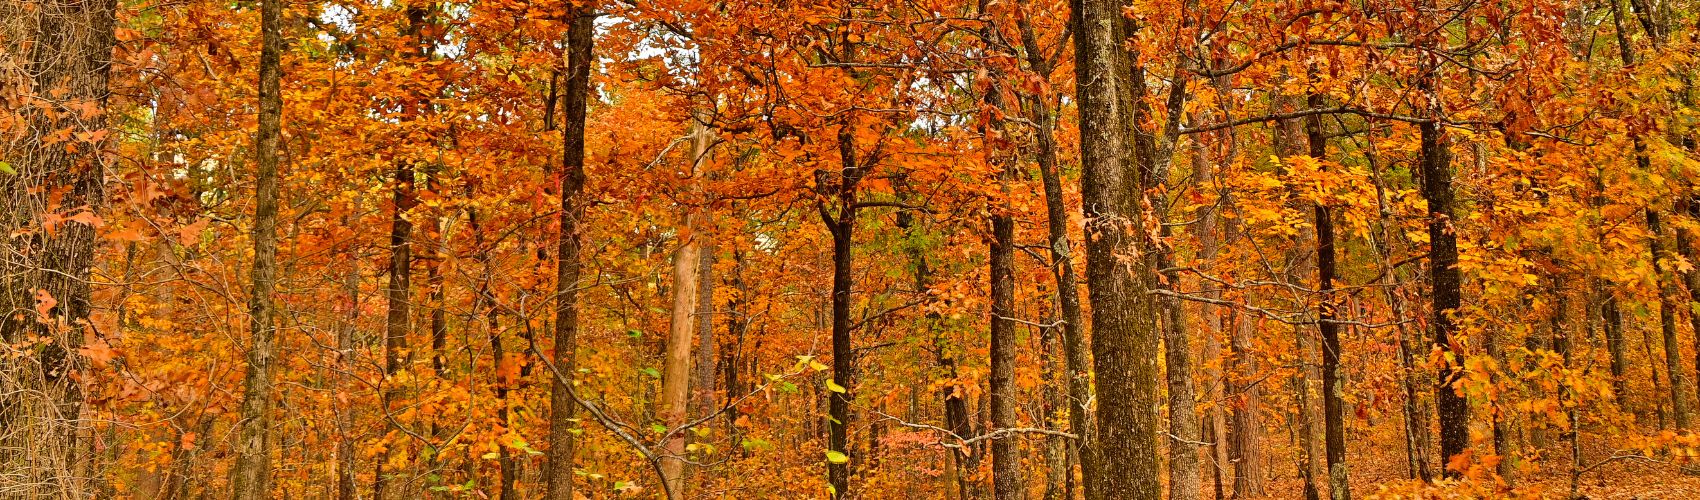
<box><xmin>1365</xmin><ymin>138</ymin><xmax>1430</xmax><ymax>482</ymax></box>
<box><xmin>337</xmin><ymin>220</ymin><xmax>360</xmax><ymax>500</ymax></box>
<box><xmin>231</xmin><ymin>0</ymin><xmax>285</xmax><ymax>494</ymax></box>
<box><xmin>1274</xmin><ymin>93</ymin><xmax>1323</xmax><ymax>500</ymax></box>
<box><xmin>689</xmin><ymin>120</ymin><xmax>719</xmax><ymax>480</ymax></box>
<box><xmin>660</xmin><ymin>116</ymin><xmax>713</xmax><ymax>494</ymax></box>
<box><xmin>545</xmin><ymin>9</ymin><xmax>595</xmax><ymax>499</ymax></box>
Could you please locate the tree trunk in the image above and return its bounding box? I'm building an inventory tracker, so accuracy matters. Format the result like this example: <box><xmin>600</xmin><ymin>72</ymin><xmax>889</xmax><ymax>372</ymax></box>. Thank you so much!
<box><xmin>1072</xmin><ymin>0</ymin><xmax>1162</xmax><ymax>496</ymax></box>
<box><xmin>231</xmin><ymin>0</ymin><xmax>284</xmax><ymax>494</ymax></box>
<box><xmin>376</xmin><ymin>118</ymin><xmax>417</xmax><ymax>500</ymax></box>
<box><xmin>1306</xmin><ymin>95</ymin><xmax>1349</xmax><ymax>500</ymax></box>
<box><xmin>989</xmin><ymin>150</ymin><xmax>1021</xmax><ymax>500</ymax></box>
<box><xmin>1016</xmin><ymin>15</ymin><xmax>1096</xmax><ymax>500</ymax></box>
<box><xmin>337</xmin><ymin>211</ymin><xmax>360</xmax><ymax>500</ymax></box>
<box><xmin>0</xmin><ymin>0</ymin><xmax>116</xmax><ymax>494</ymax></box>
<box><xmin>661</xmin><ymin>115</ymin><xmax>713</xmax><ymax>495</ymax></box>
<box><xmin>1191</xmin><ymin>144</ymin><xmax>1230</xmax><ymax>500</ymax></box>
<box><xmin>982</xmin><ymin>16</ymin><xmax>1022</xmax><ymax>499</ymax></box>
<box><xmin>545</xmin><ymin>9</ymin><xmax>595</xmax><ymax>499</ymax></box>
<box><xmin>1418</xmin><ymin>68</ymin><xmax>1470</xmax><ymax>476</ymax></box>
<box><xmin>1608</xmin><ymin>0</ymin><xmax>1686</xmax><ymax>433</ymax></box>
<box><xmin>824</xmin><ymin>122</ymin><xmax>868</xmax><ymax>499</ymax></box>
<box><xmin>1227</xmin><ymin>305</ymin><xmax>1265</xmax><ymax>497</ymax></box>
<box><xmin>1648</xmin><ymin>209</ymin><xmax>1692</xmax><ymax>430</ymax></box>
<box><xmin>1680</xmin><ymin>198</ymin><xmax>1700</xmax><ymax>412</ymax></box>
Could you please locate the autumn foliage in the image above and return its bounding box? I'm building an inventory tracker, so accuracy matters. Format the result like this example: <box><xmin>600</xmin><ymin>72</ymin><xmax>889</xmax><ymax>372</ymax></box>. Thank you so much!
<box><xmin>4</xmin><ymin>0</ymin><xmax>1700</xmax><ymax>498</ymax></box>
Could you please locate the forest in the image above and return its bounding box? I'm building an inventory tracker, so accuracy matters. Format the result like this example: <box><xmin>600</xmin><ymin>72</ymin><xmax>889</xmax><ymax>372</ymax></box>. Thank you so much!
<box><xmin>3</xmin><ymin>0</ymin><xmax>1700</xmax><ymax>498</ymax></box>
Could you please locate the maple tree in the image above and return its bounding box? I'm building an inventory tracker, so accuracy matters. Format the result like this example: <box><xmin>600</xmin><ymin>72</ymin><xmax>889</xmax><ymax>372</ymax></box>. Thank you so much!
<box><xmin>6</xmin><ymin>0</ymin><xmax>1700</xmax><ymax>498</ymax></box>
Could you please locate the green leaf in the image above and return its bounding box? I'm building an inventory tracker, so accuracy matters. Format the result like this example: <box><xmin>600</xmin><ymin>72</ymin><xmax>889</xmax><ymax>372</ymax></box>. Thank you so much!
<box><xmin>0</xmin><ymin>162</ymin><xmax>13</xmax><ymax>175</ymax></box>
<box><xmin>826</xmin><ymin>380</ymin><xmax>847</xmax><ymax>393</ymax></box>
<box><xmin>825</xmin><ymin>450</ymin><xmax>849</xmax><ymax>464</ymax></box>
<box><xmin>640</xmin><ymin>367</ymin><xmax>661</xmax><ymax>378</ymax></box>
<box><xmin>651</xmin><ymin>423</ymin><xmax>667</xmax><ymax>434</ymax></box>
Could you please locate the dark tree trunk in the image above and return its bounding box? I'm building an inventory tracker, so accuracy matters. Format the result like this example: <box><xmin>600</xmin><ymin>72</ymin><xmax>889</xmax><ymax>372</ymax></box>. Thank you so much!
<box><xmin>1016</xmin><ymin>15</ymin><xmax>1097</xmax><ymax>500</ymax></box>
<box><xmin>1418</xmin><ymin>78</ymin><xmax>1469</xmax><ymax>477</ymax></box>
<box><xmin>376</xmin><ymin>126</ymin><xmax>417</xmax><ymax>500</ymax></box>
<box><xmin>1679</xmin><ymin>198</ymin><xmax>1700</xmax><ymax>411</ymax></box>
<box><xmin>823</xmin><ymin>123</ymin><xmax>868</xmax><ymax>499</ymax></box>
<box><xmin>546</xmin><ymin>9</ymin><xmax>595</xmax><ymax>499</ymax></box>
<box><xmin>1306</xmin><ymin>94</ymin><xmax>1349</xmax><ymax>500</ymax></box>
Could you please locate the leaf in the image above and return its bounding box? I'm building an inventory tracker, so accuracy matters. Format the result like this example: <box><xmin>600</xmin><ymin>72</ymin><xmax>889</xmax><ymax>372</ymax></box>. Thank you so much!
<box><xmin>0</xmin><ymin>162</ymin><xmax>13</xmax><ymax>175</ymax></box>
<box><xmin>825</xmin><ymin>450</ymin><xmax>849</xmax><ymax>464</ymax></box>
<box><xmin>826</xmin><ymin>380</ymin><xmax>847</xmax><ymax>393</ymax></box>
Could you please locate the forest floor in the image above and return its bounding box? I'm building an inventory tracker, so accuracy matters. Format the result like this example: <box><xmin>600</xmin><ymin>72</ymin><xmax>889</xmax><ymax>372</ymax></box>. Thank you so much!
<box><xmin>1236</xmin><ymin>425</ymin><xmax>1700</xmax><ymax>498</ymax></box>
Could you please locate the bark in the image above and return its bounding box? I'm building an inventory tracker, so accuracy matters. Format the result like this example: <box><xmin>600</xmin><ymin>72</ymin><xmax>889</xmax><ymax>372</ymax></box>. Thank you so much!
<box><xmin>1191</xmin><ymin>144</ymin><xmax>1229</xmax><ymax>500</ymax></box>
<box><xmin>1274</xmin><ymin>92</ymin><xmax>1323</xmax><ymax>500</ymax></box>
<box><xmin>823</xmin><ymin>123</ymin><xmax>868</xmax><ymax>499</ymax></box>
<box><xmin>660</xmin><ymin>116</ymin><xmax>713</xmax><ymax>496</ymax></box>
<box><xmin>336</xmin><ymin>208</ymin><xmax>360</xmax><ymax>500</ymax></box>
<box><xmin>1016</xmin><ymin>15</ymin><xmax>1096</xmax><ymax>500</ymax></box>
<box><xmin>467</xmin><ymin>205</ymin><xmax>518</xmax><ymax>500</ymax></box>
<box><xmin>1073</xmin><ymin>0</ymin><xmax>1162</xmax><ymax>496</ymax></box>
<box><xmin>989</xmin><ymin>154</ymin><xmax>1021</xmax><ymax>500</ymax></box>
<box><xmin>376</xmin><ymin>161</ymin><xmax>414</xmax><ymax>499</ymax></box>
<box><xmin>546</xmin><ymin>9</ymin><xmax>595</xmax><ymax>499</ymax></box>
<box><xmin>1608</xmin><ymin>0</ymin><xmax>1689</xmax><ymax>432</ymax></box>
<box><xmin>1418</xmin><ymin>69</ymin><xmax>1470</xmax><ymax>476</ymax></box>
<box><xmin>1306</xmin><ymin>95</ymin><xmax>1349</xmax><ymax>500</ymax></box>
<box><xmin>1365</xmin><ymin>136</ymin><xmax>1430</xmax><ymax>482</ymax></box>
<box><xmin>375</xmin><ymin>7</ymin><xmax>431</xmax><ymax>497</ymax></box>
<box><xmin>1156</xmin><ymin>74</ymin><xmax>1199</xmax><ymax>500</ymax></box>
<box><xmin>1647</xmin><ymin>209</ymin><xmax>1692</xmax><ymax>430</ymax></box>
<box><xmin>1227</xmin><ymin>306</ymin><xmax>1265</xmax><ymax>497</ymax></box>
<box><xmin>725</xmin><ymin>250</ymin><xmax>748</xmax><ymax>459</ymax></box>
<box><xmin>230</xmin><ymin>0</ymin><xmax>284</xmax><ymax>494</ymax></box>
<box><xmin>1601</xmin><ymin>289</ymin><xmax>1628</xmax><ymax>411</ymax></box>
<box><xmin>0</xmin><ymin>0</ymin><xmax>116</xmax><ymax>493</ymax></box>
<box><xmin>692</xmin><ymin>238</ymin><xmax>718</xmax><ymax>413</ymax></box>
<box><xmin>1677</xmin><ymin>198</ymin><xmax>1700</xmax><ymax>412</ymax></box>
<box><xmin>982</xmin><ymin>14</ymin><xmax>1021</xmax><ymax>499</ymax></box>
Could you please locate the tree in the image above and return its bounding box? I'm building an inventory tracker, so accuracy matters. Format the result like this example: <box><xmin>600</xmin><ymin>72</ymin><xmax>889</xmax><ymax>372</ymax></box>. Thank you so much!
<box><xmin>0</xmin><ymin>0</ymin><xmax>117</xmax><ymax>494</ymax></box>
<box><xmin>230</xmin><ymin>0</ymin><xmax>285</xmax><ymax>494</ymax></box>
<box><xmin>546</xmin><ymin>5</ymin><xmax>597</xmax><ymax>499</ymax></box>
<box><xmin>1072</xmin><ymin>0</ymin><xmax>1162</xmax><ymax>496</ymax></box>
